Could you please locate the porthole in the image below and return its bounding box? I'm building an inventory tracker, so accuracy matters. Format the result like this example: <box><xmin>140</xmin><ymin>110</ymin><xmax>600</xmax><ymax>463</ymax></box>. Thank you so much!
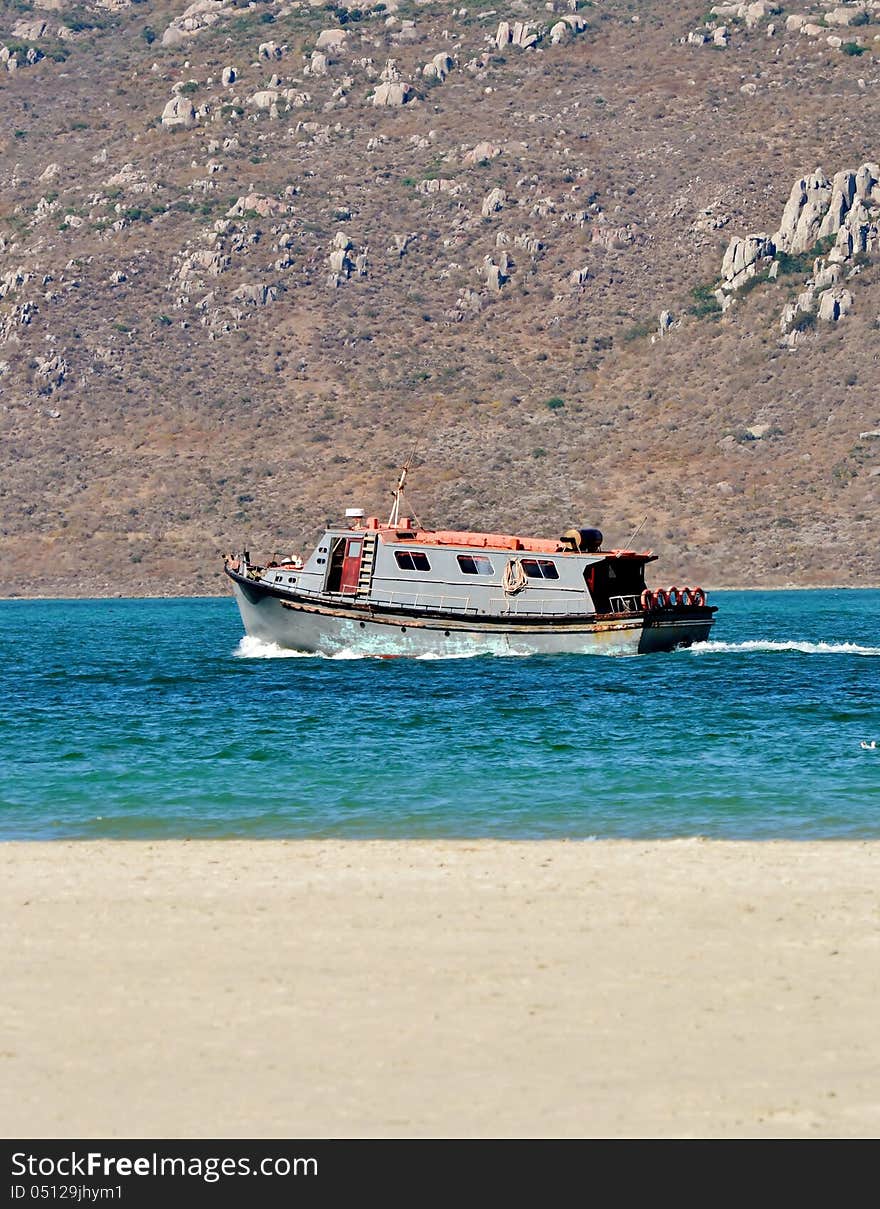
<box><xmin>444</xmin><ymin>630</ymin><xmax>450</xmax><ymax>637</ymax></box>
<box><xmin>400</xmin><ymin>626</ymin><xmax>407</xmax><ymax>633</ymax></box>
<box><xmin>359</xmin><ymin>622</ymin><xmax>365</xmax><ymax>629</ymax></box>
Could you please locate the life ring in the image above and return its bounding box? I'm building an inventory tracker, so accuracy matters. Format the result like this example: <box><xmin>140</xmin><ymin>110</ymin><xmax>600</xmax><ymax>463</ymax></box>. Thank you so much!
<box><xmin>640</xmin><ymin>588</ymin><xmax>654</xmax><ymax>612</ymax></box>
<box><xmin>668</xmin><ymin>586</ymin><xmax>682</xmax><ymax>606</ymax></box>
<box><xmin>691</xmin><ymin>586</ymin><xmax>706</xmax><ymax>607</ymax></box>
<box><xmin>654</xmin><ymin>588</ymin><xmax>669</xmax><ymax>609</ymax></box>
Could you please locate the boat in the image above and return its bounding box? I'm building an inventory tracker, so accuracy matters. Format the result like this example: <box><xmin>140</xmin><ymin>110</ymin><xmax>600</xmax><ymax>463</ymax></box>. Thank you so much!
<box><xmin>224</xmin><ymin>469</ymin><xmax>716</xmax><ymax>656</ymax></box>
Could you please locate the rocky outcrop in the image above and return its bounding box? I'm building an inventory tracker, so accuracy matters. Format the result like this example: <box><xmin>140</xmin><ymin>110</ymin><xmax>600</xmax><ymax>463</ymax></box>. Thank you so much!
<box><xmin>817</xmin><ymin>288</ymin><xmax>853</xmax><ymax>322</ymax></box>
<box><xmin>34</xmin><ymin>353</ymin><xmax>69</xmax><ymax>391</ymax></box>
<box><xmin>549</xmin><ymin>14</ymin><xmax>588</xmax><ymax>43</ymax></box>
<box><xmin>463</xmin><ymin>141</ymin><xmax>501</xmax><ymax>166</ymax></box>
<box><xmin>161</xmin><ymin>96</ymin><xmax>197</xmax><ymax>130</ymax></box>
<box><xmin>371</xmin><ymin>81</ymin><xmax>414</xmax><ymax>107</ymax></box>
<box><xmin>1</xmin><ymin>43</ymin><xmax>43</xmax><ymax>70</ymax></box>
<box><xmin>709</xmin><ymin>2</ymin><xmax>780</xmax><ymax>23</ymax></box>
<box><xmin>774</xmin><ymin>170</ymin><xmax>833</xmax><ymax>253</ymax></box>
<box><xmin>721</xmin><ymin>234</ymin><xmax>775</xmax><ymax>288</ymax></box>
<box><xmin>495</xmin><ymin>20</ymin><xmax>542</xmax><ymax>50</ymax></box>
<box><xmin>481</xmin><ymin>188</ymin><xmax>506</xmax><ymax>218</ymax></box>
<box><xmin>161</xmin><ymin>0</ymin><xmax>231</xmax><ymax>48</ymax></box>
<box><xmin>12</xmin><ymin>19</ymin><xmax>49</xmax><ymax>40</ymax></box>
<box><xmin>225</xmin><ymin>193</ymin><xmax>292</xmax><ymax>219</ymax></box>
<box><xmin>416</xmin><ymin>178</ymin><xmax>463</xmax><ymax>196</ymax></box>
<box><xmin>231</xmin><ymin>283</ymin><xmax>278</xmax><ymax>307</ymax></box>
<box><xmin>423</xmin><ymin>52</ymin><xmax>454</xmax><ymax>81</ymax></box>
<box><xmin>721</xmin><ymin>161</ymin><xmax>879</xmax><ymax>340</ymax></box>
<box><xmin>315</xmin><ymin>29</ymin><xmax>347</xmax><ymax>52</ymax></box>
<box><xmin>480</xmin><ymin>256</ymin><xmax>508</xmax><ymax>292</ymax></box>
<box><xmin>327</xmin><ymin>232</ymin><xmax>368</xmax><ymax>287</ymax></box>
<box><xmin>497</xmin><ymin>231</ymin><xmax>543</xmax><ymax>257</ymax></box>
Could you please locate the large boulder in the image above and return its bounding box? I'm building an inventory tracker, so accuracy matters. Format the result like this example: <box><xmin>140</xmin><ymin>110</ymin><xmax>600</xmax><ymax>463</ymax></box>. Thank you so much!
<box><xmin>161</xmin><ymin>96</ymin><xmax>196</xmax><ymax>130</ymax></box>
<box><xmin>371</xmin><ymin>81</ymin><xmax>414</xmax><ymax>106</ymax></box>
<box><xmin>315</xmin><ymin>29</ymin><xmax>347</xmax><ymax>51</ymax></box>
<box><xmin>481</xmin><ymin>187</ymin><xmax>506</xmax><ymax>218</ymax></box>
<box><xmin>721</xmin><ymin>233</ymin><xmax>774</xmax><ymax>285</ymax></box>
<box><xmin>817</xmin><ymin>288</ymin><xmax>853</xmax><ymax>322</ymax></box>
<box><xmin>232</xmin><ymin>283</ymin><xmax>277</xmax><ymax>306</ymax></box>
<box><xmin>423</xmin><ymin>51</ymin><xmax>454</xmax><ymax>80</ymax></box>
<box><xmin>12</xmin><ymin>19</ymin><xmax>49</xmax><ymax>39</ymax></box>
<box><xmin>817</xmin><ymin>170</ymin><xmax>857</xmax><ymax>241</ymax></box>
<box><xmin>463</xmin><ymin>140</ymin><xmax>501</xmax><ymax>165</ymax></box>
<box><xmin>773</xmin><ymin>170</ymin><xmax>833</xmax><ymax>253</ymax></box>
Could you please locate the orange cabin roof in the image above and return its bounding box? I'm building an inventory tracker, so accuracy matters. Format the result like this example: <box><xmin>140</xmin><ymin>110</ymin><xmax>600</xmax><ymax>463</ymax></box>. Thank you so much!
<box><xmin>357</xmin><ymin>517</ymin><xmax>650</xmax><ymax>559</ymax></box>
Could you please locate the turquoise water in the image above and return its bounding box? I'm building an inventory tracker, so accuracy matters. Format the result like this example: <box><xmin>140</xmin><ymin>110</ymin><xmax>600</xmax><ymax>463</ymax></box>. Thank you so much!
<box><xmin>1</xmin><ymin>591</ymin><xmax>878</xmax><ymax>840</ymax></box>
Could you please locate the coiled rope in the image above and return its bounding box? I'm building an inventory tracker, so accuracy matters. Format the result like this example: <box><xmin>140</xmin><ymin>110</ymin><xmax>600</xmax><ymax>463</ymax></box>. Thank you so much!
<box><xmin>503</xmin><ymin>558</ymin><xmax>529</xmax><ymax>596</ymax></box>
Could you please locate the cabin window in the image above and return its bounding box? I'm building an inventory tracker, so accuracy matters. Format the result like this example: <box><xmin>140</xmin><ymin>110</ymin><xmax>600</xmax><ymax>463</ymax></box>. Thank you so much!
<box><xmin>457</xmin><ymin>554</ymin><xmax>494</xmax><ymax>576</ymax></box>
<box><xmin>521</xmin><ymin>558</ymin><xmax>559</xmax><ymax>580</ymax></box>
<box><xmin>395</xmin><ymin>550</ymin><xmax>431</xmax><ymax>571</ymax></box>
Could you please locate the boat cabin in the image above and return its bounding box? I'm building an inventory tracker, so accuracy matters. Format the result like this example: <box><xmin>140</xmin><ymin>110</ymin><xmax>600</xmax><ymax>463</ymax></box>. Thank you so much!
<box><xmin>257</xmin><ymin>512</ymin><xmax>656</xmax><ymax>620</ymax></box>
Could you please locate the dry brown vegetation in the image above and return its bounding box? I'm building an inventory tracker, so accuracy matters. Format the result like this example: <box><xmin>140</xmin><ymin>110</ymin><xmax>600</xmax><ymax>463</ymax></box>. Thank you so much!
<box><xmin>0</xmin><ymin>0</ymin><xmax>878</xmax><ymax>596</ymax></box>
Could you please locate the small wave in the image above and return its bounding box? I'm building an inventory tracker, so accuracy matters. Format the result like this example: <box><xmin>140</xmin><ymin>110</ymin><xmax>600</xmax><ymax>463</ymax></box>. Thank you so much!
<box><xmin>415</xmin><ymin>649</ymin><xmax>530</xmax><ymax>660</ymax></box>
<box><xmin>689</xmin><ymin>639</ymin><xmax>880</xmax><ymax>656</ymax></box>
<box><xmin>234</xmin><ymin>636</ymin><xmax>316</xmax><ymax>659</ymax></box>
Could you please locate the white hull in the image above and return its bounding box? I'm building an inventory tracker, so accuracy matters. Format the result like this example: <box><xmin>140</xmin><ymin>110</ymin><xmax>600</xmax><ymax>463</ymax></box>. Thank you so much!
<box><xmin>229</xmin><ymin>574</ymin><xmax>714</xmax><ymax>657</ymax></box>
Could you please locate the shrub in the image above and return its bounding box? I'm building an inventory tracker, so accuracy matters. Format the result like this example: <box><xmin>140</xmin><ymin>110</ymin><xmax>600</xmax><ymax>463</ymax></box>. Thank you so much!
<box><xmin>842</xmin><ymin>42</ymin><xmax>865</xmax><ymax>56</ymax></box>
<box><xmin>545</xmin><ymin>397</ymin><xmax>565</xmax><ymax>410</ymax></box>
<box><xmin>688</xmin><ymin>283</ymin><xmax>722</xmax><ymax>318</ymax></box>
<box><xmin>736</xmin><ymin>272</ymin><xmax>768</xmax><ymax>297</ymax></box>
<box><xmin>622</xmin><ymin>320</ymin><xmax>653</xmax><ymax>341</ymax></box>
<box><xmin>141</xmin><ymin>26</ymin><xmax>156</xmax><ymax>44</ymax></box>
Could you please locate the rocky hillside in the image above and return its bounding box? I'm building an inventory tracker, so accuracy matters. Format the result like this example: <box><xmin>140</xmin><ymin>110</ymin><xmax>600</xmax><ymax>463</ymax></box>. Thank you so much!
<box><xmin>1</xmin><ymin>0</ymin><xmax>879</xmax><ymax>596</ymax></box>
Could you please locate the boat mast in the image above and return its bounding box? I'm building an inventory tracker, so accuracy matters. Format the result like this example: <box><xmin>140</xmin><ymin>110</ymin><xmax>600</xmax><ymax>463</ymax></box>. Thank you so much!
<box><xmin>387</xmin><ymin>464</ymin><xmax>408</xmax><ymax>526</ymax></box>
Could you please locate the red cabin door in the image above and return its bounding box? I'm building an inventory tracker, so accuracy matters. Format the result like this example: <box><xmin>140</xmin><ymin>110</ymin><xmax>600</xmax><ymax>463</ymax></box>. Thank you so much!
<box><xmin>339</xmin><ymin>538</ymin><xmax>363</xmax><ymax>595</ymax></box>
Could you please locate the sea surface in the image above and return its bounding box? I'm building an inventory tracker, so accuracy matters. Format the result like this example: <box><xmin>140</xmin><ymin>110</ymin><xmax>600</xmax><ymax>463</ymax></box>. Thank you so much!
<box><xmin>1</xmin><ymin>590</ymin><xmax>878</xmax><ymax>840</ymax></box>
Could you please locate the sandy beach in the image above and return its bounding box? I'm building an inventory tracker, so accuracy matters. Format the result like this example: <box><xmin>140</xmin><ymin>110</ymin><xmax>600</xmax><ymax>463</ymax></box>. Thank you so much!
<box><xmin>3</xmin><ymin>840</ymin><xmax>879</xmax><ymax>1139</ymax></box>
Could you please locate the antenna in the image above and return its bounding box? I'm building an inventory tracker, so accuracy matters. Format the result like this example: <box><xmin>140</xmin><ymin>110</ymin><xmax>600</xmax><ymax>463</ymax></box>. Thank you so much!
<box><xmin>386</xmin><ymin>395</ymin><xmax>442</xmax><ymax>527</ymax></box>
<box><xmin>625</xmin><ymin>515</ymin><xmax>649</xmax><ymax>547</ymax></box>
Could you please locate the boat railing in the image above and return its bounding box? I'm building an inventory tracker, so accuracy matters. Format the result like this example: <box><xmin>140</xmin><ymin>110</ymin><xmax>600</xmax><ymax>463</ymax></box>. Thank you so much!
<box><xmin>371</xmin><ymin>589</ymin><xmax>479</xmax><ymax>614</ymax></box>
<box><xmin>502</xmin><ymin>594</ymin><xmax>588</xmax><ymax>618</ymax></box>
<box><xmin>609</xmin><ymin>594</ymin><xmax>641</xmax><ymax>615</ymax></box>
<box><xmin>288</xmin><ymin>583</ymin><xmax>594</xmax><ymax>619</ymax></box>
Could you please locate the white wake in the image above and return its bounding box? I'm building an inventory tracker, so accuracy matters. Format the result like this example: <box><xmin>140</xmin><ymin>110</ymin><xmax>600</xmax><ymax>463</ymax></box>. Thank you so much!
<box><xmin>233</xmin><ymin>635</ymin><xmax>528</xmax><ymax>660</ymax></box>
<box><xmin>689</xmin><ymin>639</ymin><xmax>880</xmax><ymax>657</ymax></box>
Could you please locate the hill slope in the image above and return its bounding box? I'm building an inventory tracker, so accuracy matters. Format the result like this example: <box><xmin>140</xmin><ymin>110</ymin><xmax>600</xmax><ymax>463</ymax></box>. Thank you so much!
<box><xmin>1</xmin><ymin>0</ymin><xmax>879</xmax><ymax>595</ymax></box>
